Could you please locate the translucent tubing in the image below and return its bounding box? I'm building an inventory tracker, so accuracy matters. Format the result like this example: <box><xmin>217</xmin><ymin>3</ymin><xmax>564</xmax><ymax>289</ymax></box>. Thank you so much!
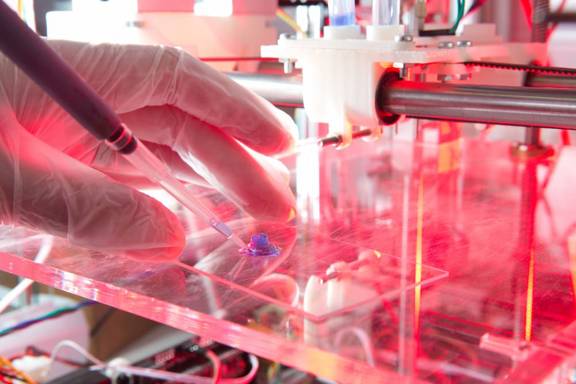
<box><xmin>0</xmin><ymin>236</ymin><xmax>53</xmax><ymax>315</ymax></box>
<box><xmin>107</xmin><ymin>354</ymin><xmax>259</xmax><ymax>384</ymax></box>
<box><xmin>125</xmin><ymin>139</ymin><xmax>246</xmax><ymax>248</ymax></box>
<box><xmin>50</xmin><ymin>340</ymin><xmax>260</xmax><ymax>384</ymax></box>
<box><xmin>372</xmin><ymin>0</ymin><xmax>402</xmax><ymax>26</ymax></box>
<box><xmin>328</xmin><ymin>0</ymin><xmax>356</xmax><ymax>26</ymax></box>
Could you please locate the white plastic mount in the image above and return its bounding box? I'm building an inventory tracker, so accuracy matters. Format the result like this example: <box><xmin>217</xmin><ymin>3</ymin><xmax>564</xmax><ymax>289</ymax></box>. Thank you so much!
<box><xmin>261</xmin><ymin>24</ymin><xmax>545</xmax><ymax>144</ymax></box>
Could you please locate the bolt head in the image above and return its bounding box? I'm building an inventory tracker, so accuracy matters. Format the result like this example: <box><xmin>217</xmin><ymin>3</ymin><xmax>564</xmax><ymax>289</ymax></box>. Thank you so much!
<box><xmin>438</xmin><ymin>41</ymin><xmax>455</xmax><ymax>49</ymax></box>
<box><xmin>396</xmin><ymin>35</ymin><xmax>414</xmax><ymax>43</ymax></box>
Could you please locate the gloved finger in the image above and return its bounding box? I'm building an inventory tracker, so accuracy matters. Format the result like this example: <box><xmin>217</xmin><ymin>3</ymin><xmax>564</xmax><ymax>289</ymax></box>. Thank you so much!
<box><xmin>48</xmin><ymin>41</ymin><xmax>297</xmax><ymax>155</ymax></box>
<box><xmin>0</xmin><ymin>115</ymin><xmax>185</xmax><ymax>262</ymax></box>
<box><xmin>90</xmin><ymin>140</ymin><xmax>210</xmax><ymax>187</ymax></box>
<box><xmin>120</xmin><ymin>106</ymin><xmax>296</xmax><ymax>222</ymax></box>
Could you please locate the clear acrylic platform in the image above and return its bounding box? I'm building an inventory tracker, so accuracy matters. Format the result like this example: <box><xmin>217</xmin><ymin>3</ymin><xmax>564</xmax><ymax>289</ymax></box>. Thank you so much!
<box><xmin>2</xmin><ymin>132</ymin><xmax>576</xmax><ymax>383</ymax></box>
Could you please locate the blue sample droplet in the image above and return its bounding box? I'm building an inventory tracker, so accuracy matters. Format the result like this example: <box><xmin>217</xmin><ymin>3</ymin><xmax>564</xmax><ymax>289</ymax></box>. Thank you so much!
<box><xmin>252</xmin><ymin>233</ymin><xmax>269</xmax><ymax>248</ymax></box>
<box><xmin>330</xmin><ymin>12</ymin><xmax>355</xmax><ymax>26</ymax></box>
<box><xmin>240</xmin><ymin>232</ymin><xmax>281</xmax><ymax>256</ymax></box>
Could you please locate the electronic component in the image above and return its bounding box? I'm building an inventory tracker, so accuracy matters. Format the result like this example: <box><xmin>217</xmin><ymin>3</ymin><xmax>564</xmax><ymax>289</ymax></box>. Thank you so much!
<box><xmin>45</xmin><ymin>340</ymin><xmax>249</xmax><ymax>384</ymax></box>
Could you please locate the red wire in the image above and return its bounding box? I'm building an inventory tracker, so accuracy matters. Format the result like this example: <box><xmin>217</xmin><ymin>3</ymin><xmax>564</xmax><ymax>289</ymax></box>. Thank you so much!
<box><xmin>548</xmin><ymin>0</ymin><xmax>570</xmax><ymax>39</ymax></box>
<box><xmin>205</xmin><ymin>350</ymin><xmax>221</xmax><ymax>384</ymax></box>
<box><xmin>561</xmin><ymin>130</ymin><xmax>571</xmax><ymax>146</ymax></box>
<box><xmin>558</xmin><ymin>0</ymin><xmax>569</xmax><ymax>13</ymax></box>
<box><xmin>521</xmin><ymin>0</ymin><xmax>569</xmax><ymax>39</ymax></box>
<box><xmin>521</xmin><ymin>0</ymin><xmax>533</xmax><ymax>27</ymax></box>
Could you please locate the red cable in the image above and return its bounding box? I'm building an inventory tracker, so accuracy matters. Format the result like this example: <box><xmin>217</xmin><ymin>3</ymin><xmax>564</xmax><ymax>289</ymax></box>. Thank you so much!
<box><xmin>561</xmin><ymin>130</ymin><xmax>571</xmax><ymax>146</ymax></box>
<box><xmin>548</xmin><ymin>0</ymin><xmax>570</xmax><ymax>39</ymax></box>
<box><xmin>521</xmin><ymin>0</ymin><xmax>533</xmax><ymax>26</ymax></box>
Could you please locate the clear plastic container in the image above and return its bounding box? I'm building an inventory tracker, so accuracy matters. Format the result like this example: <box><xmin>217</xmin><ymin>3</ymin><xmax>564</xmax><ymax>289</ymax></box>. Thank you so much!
<box><xmin>328</xmin><ymin>0</ymin><xmax>356</xmax><ymax>26</ymax></box>
<box><xmin>372</xmin><ymin>0</ymin><xmax>401</xmax><ymax>25</ymax></box>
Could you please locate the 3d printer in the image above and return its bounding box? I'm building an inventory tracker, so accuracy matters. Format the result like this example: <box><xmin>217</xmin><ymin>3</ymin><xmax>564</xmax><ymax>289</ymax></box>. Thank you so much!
<box><xmin>2</xmin><ymin>0</ymin><xmax>576</xmax><ymax>383</ymax></box>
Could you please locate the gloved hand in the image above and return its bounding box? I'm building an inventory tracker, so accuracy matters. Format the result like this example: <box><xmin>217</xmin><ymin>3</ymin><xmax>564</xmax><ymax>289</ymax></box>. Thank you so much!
<box><xmin>0</xmin><ymin>41</ymin><xmax>296</xmax><ymax>261</ymax></box>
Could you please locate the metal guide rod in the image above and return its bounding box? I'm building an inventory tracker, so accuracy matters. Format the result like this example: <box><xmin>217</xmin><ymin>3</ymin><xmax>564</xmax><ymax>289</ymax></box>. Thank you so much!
<box><xmin>532</xmin><ymin>0</ymin><xmax>550</xmax><ymax>43</ymax></box>
<box><xmin>227</xmin><ymin>72</ymin><xmax>304</xmax><ymax>107</ymax></box>
<box><xmin>528</xmin><ymin>74</ymin><xmax>576</xmax><ymax>89</ymax></box>
<box><xmin>382</xmin><ymin>80</ymin><xmax>576</xmax><ymax>130</ymax></box>
<box><xmin>227</xmin><ymin>73</ymin><xmax>576</xmax><ymax>130</ymax></box>
<box><xmin>526</xmin><ymin>0</ymin><xmax>549</xmax><ymax>145</ymax></box>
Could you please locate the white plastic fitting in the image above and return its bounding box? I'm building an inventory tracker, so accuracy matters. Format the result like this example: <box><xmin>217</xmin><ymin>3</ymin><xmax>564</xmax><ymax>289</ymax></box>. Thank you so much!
<box><xmin>261</xmin><ymin>24</ymin><xmax>545</xmax><ymax>144</ymax></box>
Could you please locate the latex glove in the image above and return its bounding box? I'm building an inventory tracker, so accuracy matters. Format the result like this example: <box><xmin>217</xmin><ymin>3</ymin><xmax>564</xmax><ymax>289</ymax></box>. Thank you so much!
<box><xmin>0</xmin><ymin>41</ymin><xmax>296</xmax><ymax>261</ymax></box>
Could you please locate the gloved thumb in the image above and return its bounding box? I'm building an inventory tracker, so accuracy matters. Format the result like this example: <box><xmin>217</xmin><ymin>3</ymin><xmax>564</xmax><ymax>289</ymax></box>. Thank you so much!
<box><xmin>0</xmin><ymin>115</ymin><xmax>185</xmax><ymax>262</ymax></box>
